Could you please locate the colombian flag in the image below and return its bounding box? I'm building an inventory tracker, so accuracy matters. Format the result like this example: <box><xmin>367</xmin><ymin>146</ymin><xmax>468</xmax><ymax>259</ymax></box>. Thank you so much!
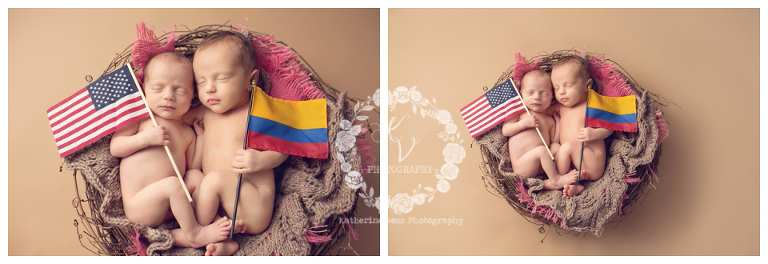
<box><xmin>246</xmin><ymin>86</ymin><xmax>328</xmax><ymax>159</ymax></box>
<box><xmin>585</xmin><ymin>89</ymin><xmax>637</xmax><ymax>133</ymax></box>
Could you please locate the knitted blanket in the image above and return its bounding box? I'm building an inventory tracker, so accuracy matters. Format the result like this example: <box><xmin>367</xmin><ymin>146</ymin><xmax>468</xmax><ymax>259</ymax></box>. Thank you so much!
<box><xmin>476</xmin><ymin>90</ymin><xmax>660</xmax><ymax>236</ymax></box>
<box><xmin>63</xmin><ymin>91</ymin><xmax>358</xmax><ymax>255</ymax></box>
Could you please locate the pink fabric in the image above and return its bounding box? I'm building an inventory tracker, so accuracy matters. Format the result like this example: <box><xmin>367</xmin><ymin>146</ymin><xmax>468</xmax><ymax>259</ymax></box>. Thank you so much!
<box><xmin>511</xmin><ymin>53</ymin><xmax>541</xmax><ymax>86</ymax></box>
<box><xmin>239</xmin><ymin>26</ymin><xmax>325</xmax><ymax>101</ymax></box>
<box><xmin>585</xmin><ymin>54</ymin><xmax>635</xmax><ymax>97</ymax></box>
<box><xmin>131</xmin><ymin>22</ymin><xmax>177</xmax><ymax>83</ymax></box>
<box><xmin>127</xmin><ymin>225</ymin><xmax>147</xmax><ymax>256</ymax></box>
<box><xmin>514</xmin><ymin>178</ymin><xmax>562</xmax><ymax>227</ymax></box>
<box><xmin>305</xmin><ymin>225</ymin><xmax>332</xmax><ymax>243</ymax></box>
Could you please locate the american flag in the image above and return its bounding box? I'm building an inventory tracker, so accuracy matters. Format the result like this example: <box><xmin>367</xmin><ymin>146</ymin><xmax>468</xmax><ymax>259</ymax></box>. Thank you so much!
<box><xmin>48</xmin><ymin>64</ymin><xmax>149</xmax><ymax>157</ymax></box>
<box><xmin>461</xmin><ymin>79</ymin><xmax>526</xmax><ymax>138</ymax></box>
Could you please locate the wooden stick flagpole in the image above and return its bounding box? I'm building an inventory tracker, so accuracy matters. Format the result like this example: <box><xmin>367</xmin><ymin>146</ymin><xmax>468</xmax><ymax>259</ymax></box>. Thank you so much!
<box><xmin>576</xmin><ymin>87</ymin><xmax>591</xmax><ymax>182</ymax></box>
<box><xmin>229</xmin><ymin>85</ymin><xmax>256</xmax><ymax>239</ymax></box>
<box><xmin>509</xmin><ymin>79</ymin><xmax>555</xmax><ymax>160</ymax></box>
<box><xmin>126</xmin><ymin>64</ymin><xmax>193</xmax><ymax>202</ymax></box>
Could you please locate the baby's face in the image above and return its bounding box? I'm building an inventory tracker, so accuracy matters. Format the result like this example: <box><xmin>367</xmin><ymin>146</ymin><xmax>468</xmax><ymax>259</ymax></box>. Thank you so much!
<box><xmin>519</xmin><ymin>73</ymin><xmax>553</xmax><ymax>113</ymax></box>
<box><xmin>193</xmin><ymin>42</ymin><xmax>254</xmax><ymax>114</ymax></box>
<box><xmin>143</xmin><ymin>59</ymin><xmax>195</xmax><ymax>120</ymax></box>
<box><xmin>551</xmin><ymin>62</ymin><xmax>591</xmax><ymax>107</ymax></box>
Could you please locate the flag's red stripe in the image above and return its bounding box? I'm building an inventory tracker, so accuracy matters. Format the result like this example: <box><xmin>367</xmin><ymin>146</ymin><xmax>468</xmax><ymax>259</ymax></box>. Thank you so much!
<box><xmin>464</xmin><ymin>98</ymin><xmax>521</xmax><ymax>126</ymax></box>
<box><xmin>247</xmin><ymin>131</ymin><xmax>329</xmax><ymax>159</ymax></box>
<box><xmin>469</xmin><ymin>107</ymin><xmax>525</xmax><ymax>137</ymax></box>
<box><xmin>460</xmin><ymin>98</ymin><xmax>489</xmax><ymax>122</ymax></box>
<box><xmin>53</xmin><ymin>97</ymin><xmax>144</xmax><ymax>142</ymax></box>
<box><xmin>55</xmin><ymin>104</ymin><xmax>147</xmax><ymax>149</ymax></box>
<box><xmin>466</xmin><ymin>99</ymin><xmax>522</xmax><ymax>133</ymax></box>
<box><xmin>58</xmin><ymin>113</ymin><xmax>149</xmax><ymax>158</ymax></box>
<box><xmin>48</xmin><ymin>94</ymin><xmax>92</xmax><ymax>127</ymax></box>
<box><xmin>585</xmin><ymin>117</ymin><xmax>637</xmax><ymax>133</ymax></box>
<box><xmin>47</xmin><ymin>87</ymin><xmax>88</xmax><ymax>114</ymax></box>
<box><xmin>459</xmin><ymin>95</ymin><xmax>486</xmax><ymax>113</ymax></box>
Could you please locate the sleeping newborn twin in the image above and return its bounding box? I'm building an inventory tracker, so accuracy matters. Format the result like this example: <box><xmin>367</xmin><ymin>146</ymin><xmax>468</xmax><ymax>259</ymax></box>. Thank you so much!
<box><xmin>503</xmin><ymin>56</ymin><xmax>611</xmax><ymax>198</ymax></box>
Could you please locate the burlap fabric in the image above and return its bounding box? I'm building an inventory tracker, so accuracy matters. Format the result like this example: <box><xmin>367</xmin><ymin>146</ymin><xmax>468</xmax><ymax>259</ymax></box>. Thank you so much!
<box><xmin>476</xmin><ymin>90</ymin><xmax>660</xmax><ymax>237</ymax></box>
<box><xmin>64</xmin><ymin>91</ymin><xmax>358</xmax><ymax>255</ymax></box>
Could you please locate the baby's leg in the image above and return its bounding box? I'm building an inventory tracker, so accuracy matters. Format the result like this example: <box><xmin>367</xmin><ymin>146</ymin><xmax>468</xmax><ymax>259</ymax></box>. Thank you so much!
<box><xmin>126</xmin><ymin>176</ymin><xmax>231</xmax><ymax>248</ymax></box>
<box><xmin>194</xmin><ymin>171</ymin><xmax>255</xmax><ymax>233</ymax></box>
<box><xmin>512</xmin><ymin>146</ymin><xmax>577</xmax><ymax>190</ymax></box>
<box><xmin>196</xmin><ymin>171</ymin><xmax>274</xmax><ymax>235</ymax></box>
<box><xmin>579</xmin><ymin>146</ymin><xmax>606</xmax><ymax>182</ymax></box>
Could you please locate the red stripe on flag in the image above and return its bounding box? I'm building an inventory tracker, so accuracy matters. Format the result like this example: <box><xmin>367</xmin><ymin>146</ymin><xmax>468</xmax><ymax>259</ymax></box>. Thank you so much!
<box><xmin>585</xmin><ymin>117</ymin><xmax>637</xmax><ymax>133</ymax></box>
<box><xmin>48</xmin><ymin>94</ymin><xmax>91</xmax><ymax>127</ymax></box>
<box><xmin>459</xmin><ymin>95</ymin><xmax>486</xmax><ymax>113</ymax></box>
<box><xmin>47</xmin><ymin>87</ymin><xmax>88</xmax><ymax>114</ymax></box>
<box><xmin>57</xmin><ymin>113</ymin><xmax>149</xmax><ymax>157</ymax></box>
<box><xmin>247</xmin><ymin>131</ymin><xmax>329</xmax><ymax>159</ymax></box>
<box><xmin>53</xmin><ymin>97</ymin><xmax>145</xmax><ymax>141</ymax></box>
<box><xmin>465</xmin><ymin>98</ymin><xmax>521</xmax><ymax>127</ymax></box>
<box><xmin>55</xmin><ymin>104</ymin><xmax>148</xmax><ymax>149</ymax></box>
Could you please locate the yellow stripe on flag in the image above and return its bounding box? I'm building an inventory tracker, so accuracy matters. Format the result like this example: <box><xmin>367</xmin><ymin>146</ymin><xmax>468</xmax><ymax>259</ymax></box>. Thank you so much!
<box><xmin>249</xmin><ymin>86</ymin><xmax>327</xmax><ymax>130</ymax></box>
<box><xmin>587</xmin><ymin>89</ymin><xmax>636</xmax><ymax>115</ymax></box>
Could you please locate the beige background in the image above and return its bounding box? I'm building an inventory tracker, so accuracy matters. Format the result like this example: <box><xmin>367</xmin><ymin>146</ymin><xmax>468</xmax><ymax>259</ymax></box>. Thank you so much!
<box><xmin>388</xmin><ymin>9</ymin><xmax>759</xmax><ymax>255</ymax></box>
<box><xmin>8</xmin><ymin>8</ymin><xmax>380</xmax><ymax>256</ymax></box>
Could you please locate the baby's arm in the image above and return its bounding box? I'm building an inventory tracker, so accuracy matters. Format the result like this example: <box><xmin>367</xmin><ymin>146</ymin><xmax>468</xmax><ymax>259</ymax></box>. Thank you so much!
<box><xmin>501</xmin><ymin>113</ymin><xmax>534</xmax><ymax>137</ymax></box>
<box><xmin>110</xmin><ymin>121</ymin><xmax>169</xmax><ymax>157</ymax></box>
<box><xmin>182</xmin><ymin>105</ymin><xmax>205</xmax><ymax>126</ymax></box>
<box><xmin>578</xmin><ymin>127</ymin><xmax>613</xmax><ymax>142</ymax></box>
<box><xmin>231</xmin><ymin>149</ymin><xmax>289</xmax><ymax>174</ymax></box>
<box><xmin>188</xmin><ymin>119</ymin><xmax>204</xmax><ymax>170</ymax></box>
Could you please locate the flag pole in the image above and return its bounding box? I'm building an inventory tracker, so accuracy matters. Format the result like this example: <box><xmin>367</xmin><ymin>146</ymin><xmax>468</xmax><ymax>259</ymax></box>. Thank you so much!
<box><xmin>509</xmin><ymin>79</ymin><xmax>555</xmax><ymax>160</ymax></box>
<box><xmin>229</xmin><ymin>85</ymin><xmax>256</xmax><ymax>239</ymax></box>
<box><xmin>576</xmin><ymin>88</ymin><xmax>591</xmax><ymax>183</ymax></box>
<box><xmin>126</xmin><ymin>64</ymin><xmax>193</xmax><ymax>202</ymax></box>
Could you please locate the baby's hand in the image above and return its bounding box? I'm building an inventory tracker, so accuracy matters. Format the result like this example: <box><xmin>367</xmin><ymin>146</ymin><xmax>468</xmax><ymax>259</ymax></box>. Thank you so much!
<box><xmin>231</xmin><ymin>149</ymin><xmax>258</xmax><ymax>174</ymax></box>
<box><xmin>144</xmin><ymin>125</ymin><xmax>170</xmax><ymax>146</ymax></box>
<box><xmin>522</xmin><ymin>115</ymin><xmax>539</xmax><ymax>128</ymax></box>
<box><xmin>192</xmin><ymin>118</ymin><xmax>205</xmax><ymax>136</ymax></box>
<box><xmin>577</xmin><ymin>128</ymin><xmax>596</xmax><ymax>142</ymax></box>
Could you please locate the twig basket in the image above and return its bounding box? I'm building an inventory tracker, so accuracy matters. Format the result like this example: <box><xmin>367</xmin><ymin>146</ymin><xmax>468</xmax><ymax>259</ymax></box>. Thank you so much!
<box><xmin>478</xmin><ymin>50</ymin><xmax>668</xmax><ymax>236</ymax></box>
<box><xmin>65</xmin><ymin>23</ymin><xmax>365</xmax><ymax>255</ymax></box>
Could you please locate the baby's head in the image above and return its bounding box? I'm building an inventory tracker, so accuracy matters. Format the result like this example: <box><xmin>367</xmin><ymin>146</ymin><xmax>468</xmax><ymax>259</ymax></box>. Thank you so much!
<box><xmin>193</xmin><ymin>31</ymin><xmax>259</xmax><ymax>113</ymax></box>
<box><xmin>142</xmin><ymin>51</ymin><xmax>195</xmax><ymax>120</ymax></box>
<box><xmin>519</xmin><ymin>69</ymin><xmax>553</xmax><ymax>113</ymax></box>
<box><xmin>551</xmin><ymin>56</ymin><xmax>592</xmax><ymax>107</ymax></box>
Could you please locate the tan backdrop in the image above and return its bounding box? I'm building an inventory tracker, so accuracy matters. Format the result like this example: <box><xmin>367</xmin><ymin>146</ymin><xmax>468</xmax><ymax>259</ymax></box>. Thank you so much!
<box><xmin>388</xmin><ymin>9</ymin><xmax>758</xmax><ymax>255</ymax></box>
<box><xmin>8</xmin><ymin>8</ymin><xmax>380</xmax><ymax>256</ymax></box>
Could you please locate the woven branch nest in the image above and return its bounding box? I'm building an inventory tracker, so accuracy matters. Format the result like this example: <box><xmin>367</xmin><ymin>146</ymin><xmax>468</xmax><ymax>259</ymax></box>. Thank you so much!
<box><xmin>478</xmin><ymin>50</ymin><xmax>668</xmax><ymax>237</ymax></box>
<box><xmin>65</xmin><ymin>23</ymin><xmax>367</xmax><ymax>255</ymax></box>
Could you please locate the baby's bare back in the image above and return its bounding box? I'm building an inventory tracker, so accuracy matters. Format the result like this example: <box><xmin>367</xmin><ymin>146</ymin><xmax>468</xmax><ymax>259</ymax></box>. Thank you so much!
<box><xmin>508</xmin><ymin>112</ymin><xmax>554</xmax><ymax>161</ymax></box>
<box><xmin>120</xmin><ymin>119</ymin><xmax>193</xmax><ymax>199</ymax></box>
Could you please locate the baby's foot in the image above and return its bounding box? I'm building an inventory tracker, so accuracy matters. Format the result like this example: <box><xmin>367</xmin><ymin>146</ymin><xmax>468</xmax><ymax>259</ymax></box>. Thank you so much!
<box><xmin>557</xmin><ymin>170</ymin><xmax>580</xmax><ymax>186</ymax></box>
<box><xmin>563</xmin><ymin>183</ymin><xmax>585</xmax><ymax>198</ymax></box>
<box><xmin>205</xmin><ymin>239</ymin><xmax>240</xmax><ymax>256</ymax></box>
<box><xmin>233</xmin><ymin>219</ymin><xmax>247</xmax><ymax>234</ymax></box>
<box><xmin>189</xmin><ymin>216</ymin><xmax>231</xmax><ymax>248</ymax></box>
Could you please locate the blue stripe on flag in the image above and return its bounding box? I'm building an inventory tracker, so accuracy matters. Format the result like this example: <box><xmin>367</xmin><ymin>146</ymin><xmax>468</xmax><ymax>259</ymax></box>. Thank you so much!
<box><xmin>586</xmin><ymin>107</ymin><xmax>637</xmax><ymax>124</ymax></box>
<box><xmin>248</xmin><ymin>115</ymin><xmax>328</xmax><ymax>143</ymax></box>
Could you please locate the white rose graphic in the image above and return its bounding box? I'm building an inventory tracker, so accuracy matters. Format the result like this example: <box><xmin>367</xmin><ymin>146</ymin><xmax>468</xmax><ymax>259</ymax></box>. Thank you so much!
<box><xmin>436</xmin><ymin>180</ymin><xmax>450</xmax><ymax>193</ymax></box>
<box><xmin>373</xmin><ymin>89</ymin><xmax>380</xmax><ymax>107</ymax></box>
<box><xmin>436</xmin><ymin>110</ymin><xmax>452</xmax><ymax>124</ymax></box>
<box><xmin>335</xmin><ymin>131</ymin><xmax>356</xmax><ymax>152</ymax></box>
<box><xmin>345</xmin><ymin>171</ymin><xmax>364</xmax><ymax>189</ymax></box>
<box><xmin>440</xmin><ymin>162</ymin><xmax>459</xmax><ymax>180</ymax></box>
<box><xmin>410</xmin><ymin>90</ymin><xmax>422</xmax><ymax>102</ymax></box>
<box><xmin>445</xmin><ymin>123</ymin><xmax>457</xmax><ymax>134</ymax></box>
<box><xmin>442</xmin><ymin>143</ymin><xmax>466</xmax><ymax>164</ymax></box>
<box><xmin>393</xmin><ymin>86</ymin><xmax>411</xmax><ymax>104</ymax></box>
<box><xmin>389</xmin><ymin>193</ymin><xmax>414</xmax><ymax>214</ymax></box>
